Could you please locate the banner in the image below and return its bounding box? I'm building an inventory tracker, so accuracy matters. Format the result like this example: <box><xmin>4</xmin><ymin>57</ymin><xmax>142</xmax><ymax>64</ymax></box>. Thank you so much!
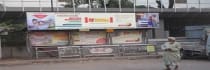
<box><xmin>29</xmin><ymin>32</ymin><xmax>69</xmax><ymax>46</ymax></box>
<box><xmin>72</xmin><ymin>31</ymin><xmax>106</xmax><ymax>45</ymax></box>
<box><xmin>81</xmin><ymin>13</ymin><xmax>136</xmax><ymax>29</ymax></box>
<box><xmin>26</xmin><ymin>12</ymin><xmax>159</xmax><ymax>30</ymax></box>
<box><xmin>55</xmin><ymin>13</ymin><xmax>82</xmax><ymax>29</ymax></box>
<box><xmin>136</xmin><ymin>13</ymin><xmax>159</xmax><ymax>28</ymax></box>
<box><xmin>111</xmin><ymin>30</ymin><xmax>142</xmax><ymax>44</ymax></box>
<box><xmin>27</xmin><ymin>12</ymin><xmax>55</xmax><ymax>30</ymax></box>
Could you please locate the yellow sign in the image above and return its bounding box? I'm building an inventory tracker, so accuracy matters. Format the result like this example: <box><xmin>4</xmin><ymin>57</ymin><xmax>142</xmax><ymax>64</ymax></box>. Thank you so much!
<box><xmin>106</xmin><ymin>29</ymin><xmax>114</xmax><ymax>33</ymax></box>
<box><xmin>146</xmin><ymin>45</ymin><xmax>155</xmax><ymax>52</ymax></box>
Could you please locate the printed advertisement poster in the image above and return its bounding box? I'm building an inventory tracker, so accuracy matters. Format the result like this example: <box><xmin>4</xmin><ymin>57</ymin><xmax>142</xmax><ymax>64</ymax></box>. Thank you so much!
<box><xmin>111</xmin><ymin>30</ymin><xmax>142</xmax><ymax>44</ymax></box>
<box><xmin>27</xmin><ymin>12</ymin><xmax>55</xmax><ymax>30</ymax></box>
<box><xmin>72</xmin><ymin>31</ymin><xmax>106</xmax><ymax>45</ymax></box>
<box><xmin>80</xmin><ymin>13</ymin><xmax>136</xmax><ymax>29</ymax></box>
<box><xmin>136</xmin><ymin>13</ymin><xmax>159</xmax><ymax>28</ymax></box>
<box><xmin>29</xmin><ymin>32</ymin><xmax>69</xmax><ymax>46</ymax></box>
<box><xmin>55</xmin><ymin>13</ymin><xmax>82</xmax><ymax>29</ymax></box>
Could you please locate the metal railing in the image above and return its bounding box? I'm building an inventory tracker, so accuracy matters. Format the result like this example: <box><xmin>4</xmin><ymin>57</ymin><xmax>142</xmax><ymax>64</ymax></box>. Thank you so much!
<box><xmin>0</xmin><ymin>0</ymin><xmax>210</xmax><ymax>12</ymax></box>
<box><xmin>34</xmin><ymin>44</ymin><xmax>158</xmax><ymax>59</ymax></box>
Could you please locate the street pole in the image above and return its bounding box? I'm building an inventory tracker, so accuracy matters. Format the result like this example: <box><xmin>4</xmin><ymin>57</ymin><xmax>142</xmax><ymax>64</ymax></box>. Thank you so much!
<box><xmin>51</xmin><ymin>0</ymin><xmax>54</xmax><ymax>11</ymax></box>
<box><xmin>0</xmin><ymin>36</ymin><xmax>2</xmax><ymax>59</ymax></box>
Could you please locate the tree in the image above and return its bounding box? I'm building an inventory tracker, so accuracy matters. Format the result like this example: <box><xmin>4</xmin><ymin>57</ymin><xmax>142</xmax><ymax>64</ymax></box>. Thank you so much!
<box><xmin>0</xmin><ymin>19</ymin><xmax>26</xmax><ymax>32</ymax></box>
<box><xmin>106</xmin><ymin>0</ymin><xmax>133</xmax><ymax>8</ymax></box>
<box><xmin>106</xmin><ymin>0</ymin><xmax>119</xmax><ymax>8</ymax></box>
<box><xmin>121</xmin><ymin>0</ymin><xmax>133</xmax><ymax>8</ymax></box>
<box><xmin>0</xmin><ymin>19</ymin><xmax>26</xmax><ymax>47</ymax></box>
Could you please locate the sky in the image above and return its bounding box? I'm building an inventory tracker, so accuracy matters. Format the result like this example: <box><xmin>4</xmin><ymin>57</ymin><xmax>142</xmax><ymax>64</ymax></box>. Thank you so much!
<box><xmin>0</xmin><ymin>0</ymin><xmax>210</xmax><ymax>8</ymax></box>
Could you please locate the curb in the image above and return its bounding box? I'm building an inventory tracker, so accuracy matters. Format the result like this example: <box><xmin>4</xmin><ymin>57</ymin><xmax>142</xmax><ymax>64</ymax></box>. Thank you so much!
<box><xmin>0</xmin><ymin>55</ymin><xmax>161</xmax><ymax>66</ymax></box>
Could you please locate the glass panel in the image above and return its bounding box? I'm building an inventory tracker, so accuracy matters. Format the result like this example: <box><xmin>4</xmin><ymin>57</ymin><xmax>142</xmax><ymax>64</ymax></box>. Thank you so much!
<box><xmin>23</xmin><ymin>2</ymin><xmax>39</xmax><ymax>7</ymax></box>
<box><xmin>200</xmin><ymin>4</ymin><xmax>210</xmax><ymax>8</ymax></box>
<box><xmin>200</xmin><ymin>0</ymin><xmax>210</xmax><ymax>8</ymax></box>
<box><xmin>106</xmin><ymin>0</ymin><xmax>119</xmax><ymax>8</ymax></box>
<box><xmin>135</xmin><ymin>0</ymin><xmax>147</xmax><ymax>8</ymax></box>
<box><xmin>4</xmin><ymin>1</ymin><xmax>22</xmax><ymax>7</ymax></box>
<box><xmin>187</xmin><ymin>4</ymin><xmax>199</xmax><ymax>8</ymax></box>
<box><xmin>90</xmin><ymin>0</ymin><xmax>105</xmax><ymax>8</ymax></box>
<box><xmin>0</xmin><ymin>0</ymin><xmax>4</xmax><ymax>9</ymax></box>
<box><xmin>57</xmin><ymin>0</ymin><xmax>73</xmax><ymax>8</ymax></box>
<box><xmin>40</xmin><ymin>1</ymin><xmax>51</xmax><ymax>7</ymax></box>
<box><xmin>174</xmin><ymin>0</ymin><xmax>186</xmax><ymax>8</ymax></box>
<box><xmin>187</xmin><ymin>0</ymin><xmax>198</xmax><ymax>3</ymax></box>
<box><xmin>148</xmin><ymin>0</ymin><xmax>158</xmax><ymax>8</ymax></box>
<box><xmin>121</xmin><ymin>0</ymin><xmax>134</xmax><ymax>8</ymax></box>
<box><xmin>74</xmin><ymin>0</ymin><xmax>89</xmax><ymax>8</ymax></box>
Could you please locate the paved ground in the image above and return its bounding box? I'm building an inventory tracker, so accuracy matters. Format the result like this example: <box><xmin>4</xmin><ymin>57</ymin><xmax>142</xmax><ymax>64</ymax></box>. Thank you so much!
<box><xmin>0</xmin><ymin>58</ymin><xmax>210</xmax><ymax>70</ymax></box>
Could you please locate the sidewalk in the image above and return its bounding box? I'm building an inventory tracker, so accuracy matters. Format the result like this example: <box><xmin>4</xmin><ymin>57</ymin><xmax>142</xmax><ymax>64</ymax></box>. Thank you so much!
<box><xmin>0</xmin><ymin>55</ymin><xmax>161</xmax><ymax>66</ymax></box>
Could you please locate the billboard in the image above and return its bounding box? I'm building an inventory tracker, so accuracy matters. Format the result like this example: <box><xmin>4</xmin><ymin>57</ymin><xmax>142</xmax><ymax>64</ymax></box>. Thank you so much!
<box><xmin>27</xmin><ymin>12</ymin><xmax>55</xmax><ymax>30</ymax></box>
<box><xmin>111</xmin><ymin>30</ymin><xmax>142</xmax><ymax>44</ymax></box>
<box><xmin>55</xmin><ymin>13</ymin><xmax>82</xmax><ymax>29</ymax></box>
<box><xmin>81</xmin><ymin>13</ymin><xmax>136</xmax><ymax>29</ymax></box>
<box><xmin>29</xmin><ymin>32</ymin><xmax>69</xmax><ymax>46</ymax></box>
<box><xmin>26</xmin><ymin>12</ymin><xmax>159</xmax><ymax>30</ymax></box>
<box><xmin>72</xmin><ymin>31</ymin><xmax>107</xmax><ymax>45</ymax></box>
<box><xmin>136</xmin><ymin>13</ymin><xmax>159</xmax><ymax>28</ymax></box>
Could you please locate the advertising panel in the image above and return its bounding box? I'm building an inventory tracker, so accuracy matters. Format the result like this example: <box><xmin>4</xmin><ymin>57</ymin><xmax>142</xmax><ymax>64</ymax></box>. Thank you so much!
<box><xmin>72</xmin><ymin>31</ymin><xmax>107</xmax><ymax>45</ymax></box>
<box><xmin>27</xmin><ymin>12</ymin><xmax>55</xmax><ymax>30</ymax></box>
<box><xmin>29</xmin><ymin>32</ymin><xmax>69</xmax><ymax>46</ymax></box>
<box><xmin>111</xmin><ymin>30</ymin><xmax>142</xmax><ymax>44</ymax></box>
<box><xmin>55</xmin><ymin>13</ymin><xmax>82</xmax><ymax>29</ymax></box>
<box><xmin>27</xmin><ymin>12</ymin><xmax>159</xmax><ymax>30</ymax></box>
<box><xmin>136</xmin><ymin>13</ymin><xmax>159</xmax><ymax>28</ymax></box>
<box><xmin>80</xmin><ymin>13</ymin><xmax>136</xmax><ymax>29</ymax></box>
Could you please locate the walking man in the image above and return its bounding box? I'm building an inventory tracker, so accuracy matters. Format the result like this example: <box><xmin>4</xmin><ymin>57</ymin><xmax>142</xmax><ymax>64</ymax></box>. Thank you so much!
<box><xmin>161</xmin><ymin>37</ymin><xmax>182</xmax><ymax>70</ymax></box>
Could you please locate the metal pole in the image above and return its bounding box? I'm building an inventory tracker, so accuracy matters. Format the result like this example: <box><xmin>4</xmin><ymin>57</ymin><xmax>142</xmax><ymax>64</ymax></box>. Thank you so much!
<box><xmin>2</xmin><ymin>0</ymin><xmax>6</xmax><ymax>11</ymax></box>
<box><xmin>104</xmin><ymin>0</ymin><xmax>107</xmax><ymax>13</ymax></box>
<box><xmin>199</xmin><ymin>0</ymin><xmax>201</xmax><ymax>12</ymax></box>
<box><xmin>0</xmin><ymin>36</ymin><xmax>2</xmax><ymax>59</ymax></box>
<box><xmin>186</xmin><ymin>0</ymin><xmax>189</xmax><ymax>12</ymax></box>
<box><xmin>51</xmin><ymin>0</ymin><xmax>54</xmax><ymax>11</ymax></box>
<box><xmin>21</xmin><ymin>0</ymin><xmax>24</xmax><ymax>11</ymax></box>
<box><xmin>56</xmin><ymin>0</ymin><xmax>59</xmax><ymax>12</ymax></box>
<box><xmin>89</xmin><ymin>0</ymin><xmax>91</xmax><ymax>12</ymax></box>
<box><xmin>73</xmin><ymin>0</ymin><xmax>76</xmax><ymax>13</ymax></box>
<box><xmin>119</xmin><ymin>0</ymin><xmax>122</xmax><ymax>12</ymax></box>
<box><xmin>174</xmin><ymin>0</ymin><xmax>176</xmax><ymax>12</ymax></box>
<box><xmin>39</xmin><ymin>0</ymin><xmax>42</xmax><ymax>12</ymax></box>
<box><xmin>147</xmin><ymin>0</ymin><xmax>149</xmax><ymax>12</ymax></box>
<box><xmin>133</xmin><ymin>0</ymin><xmax>136</xmax><ymax>13</ymax></box>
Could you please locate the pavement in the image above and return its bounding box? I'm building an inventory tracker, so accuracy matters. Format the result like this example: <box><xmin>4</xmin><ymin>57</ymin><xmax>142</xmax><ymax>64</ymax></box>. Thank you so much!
<box><xmin>0</xmin><ymin>55</ymin><xmax>161</xmax><ymax>66</ymax></box>
<box><xmin>1</xmin><ymin>57</ymin><xmax>210</xmax><ymax>70</ymax></box>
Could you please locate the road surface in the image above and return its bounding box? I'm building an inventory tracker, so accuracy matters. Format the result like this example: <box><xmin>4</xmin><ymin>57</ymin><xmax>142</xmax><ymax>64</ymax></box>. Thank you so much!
<box><xmin>1</xmin><ymin>59</ymin><xmax>210</xmax><ymax>70</ymax></box>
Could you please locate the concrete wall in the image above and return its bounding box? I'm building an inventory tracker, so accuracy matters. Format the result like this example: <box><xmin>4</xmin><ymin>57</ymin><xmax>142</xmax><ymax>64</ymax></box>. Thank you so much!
<box><xmin>155</xmin><ymin>19</ymin><xmax>168</xmax><ymax>38</ymax></box>
<box><xmin>1</xmin><ymin>46</ymin><xmax>31</xmax><ymax>59</ymax></box>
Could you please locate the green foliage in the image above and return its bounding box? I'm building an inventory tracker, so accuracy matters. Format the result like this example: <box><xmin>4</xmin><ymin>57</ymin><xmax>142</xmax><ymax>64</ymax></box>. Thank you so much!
<box><xmin>106</xmin><ymin>0</ymin><xmax>119</xmax><ymax>8</ymax></box>
<box><xmin>0</xmin><ymin>19</ymin><xmax>26</xmax><ymax>47</ymax></box>
<box><xmin>121</xmin><ymin>0</ymin><xmax>133</xmax><ymax>8</ymax></box>
<box><xmin>0</xmin><ymin>19</ymin><xmax>26</xmax><ymax>31</ymax></box>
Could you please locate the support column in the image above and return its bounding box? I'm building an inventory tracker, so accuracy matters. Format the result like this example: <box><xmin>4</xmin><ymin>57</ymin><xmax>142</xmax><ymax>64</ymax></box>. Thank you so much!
<box><xmin>0</xmin><ymin>36</ymin><xmax>2</xmax><ymax>59</ymax></box>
